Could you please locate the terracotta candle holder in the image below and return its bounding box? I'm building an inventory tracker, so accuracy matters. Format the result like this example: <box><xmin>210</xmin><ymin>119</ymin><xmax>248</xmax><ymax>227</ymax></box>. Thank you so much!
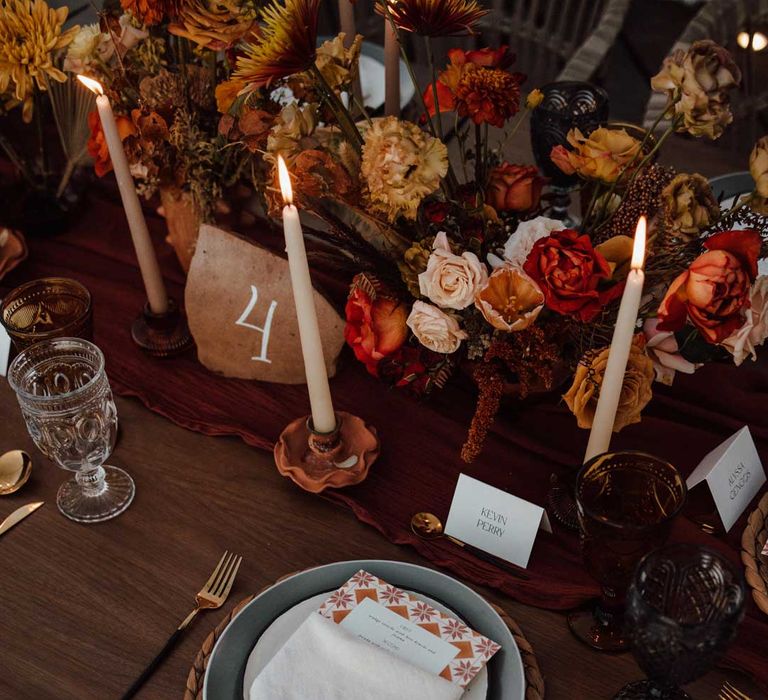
<box><xmin>131</xmin><ymin>297</ymin><xmax>195</xmax><ymax>357</ymax></box>
<box><xmin>274</xmin><ymin>411</ymin><xmax>379</xmax><ymax>493</ymax></box>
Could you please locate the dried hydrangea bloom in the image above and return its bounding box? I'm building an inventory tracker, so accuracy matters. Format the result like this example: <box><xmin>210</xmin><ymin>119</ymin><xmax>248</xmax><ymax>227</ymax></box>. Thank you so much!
<box><xmin>361</xmin><ymin>116</ymin><xmax>448</xmax><ymax>222</ymax></box>
<box><xmin>657</xmin><ymin>173</ymin><xmax>719</xmax><ymax>241</ymax></box>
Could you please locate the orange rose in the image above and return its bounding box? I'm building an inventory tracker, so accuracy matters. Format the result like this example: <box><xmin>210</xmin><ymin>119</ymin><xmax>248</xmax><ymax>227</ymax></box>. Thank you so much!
<box><xmin>86</xmin><ymin>109</ymin><xmax>136</xmax><ymax>178</ymax></box>
<box><xmin>550</xmin><ymin>127</ymin><xmax>641</xmax><ymax>184</ymax></box>
<box><xmin>486</xmin><ymin>163</ymin><xmax>547</xmax><ymax>213</ymax></box>
<box><xmin>345</xmin><ymin>286</ymin><xmax>408</xmax><ymax>376</ymax></box>
<box><xmin>657</xmin><ymin>229</ymin><xmax>761</xmax><ymax>343</ymax></box>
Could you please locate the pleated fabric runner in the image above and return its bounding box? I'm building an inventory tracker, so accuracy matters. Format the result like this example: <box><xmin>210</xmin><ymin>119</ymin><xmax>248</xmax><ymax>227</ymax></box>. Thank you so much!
<box><xmin>5</xmin><ymin>189</ymin><xmax>768</xmax><ymax>690</ymax></box>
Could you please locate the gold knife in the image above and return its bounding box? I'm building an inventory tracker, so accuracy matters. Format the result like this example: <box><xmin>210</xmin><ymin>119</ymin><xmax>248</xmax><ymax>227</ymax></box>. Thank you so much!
<box><xmin>0</xmin><ymin>501</ymin><xmax>44</xmax><ymax>537</ymax></box>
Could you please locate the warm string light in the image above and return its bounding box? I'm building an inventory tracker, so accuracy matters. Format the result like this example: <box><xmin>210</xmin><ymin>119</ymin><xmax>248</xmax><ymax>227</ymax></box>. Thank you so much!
<box><xmin>277</xmin><ymin>154</ymin><xmax>293</xmax><ymax>205</ymax></box>
<box><xmin>631</xmin><ymin>215</ymin><xmax>647</xmax><ymax>270</ymax></box>
<box><xmin>737</xmin><ymin>30</ymin><xmax>767</xmax><ymax>51</ymax></box>
<box><xmin>76</xmin><ymin>74</ymin><xmax>104</xmax><ymax>95</ymax></box>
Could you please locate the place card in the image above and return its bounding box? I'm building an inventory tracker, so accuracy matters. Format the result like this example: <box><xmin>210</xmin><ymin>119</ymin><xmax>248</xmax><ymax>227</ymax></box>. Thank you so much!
<box><xmin>444</xmin><ymin>474</ymin><xmax>551</xmax><ymax>569</ymax></box>
<box><xmin>0</xmin><ymin>324</ymin><xmax>10</xmax><ymax>377</ymax></box>
<box><xmin>687</xmin><ymin>426</ymin><xmax>766</xmax><ymax>532</ymax></box>
<box><xmin>318</xmin><ymin>570</ymin><xmax>500</xmax><ymax>687</ymax></box>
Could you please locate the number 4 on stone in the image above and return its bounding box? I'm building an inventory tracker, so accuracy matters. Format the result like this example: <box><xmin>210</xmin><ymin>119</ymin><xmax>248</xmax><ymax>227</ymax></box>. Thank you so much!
<box><xmin>235</xmin><ymin>285</ymin><xmax>277</xmax><ymax>364</ymax></box>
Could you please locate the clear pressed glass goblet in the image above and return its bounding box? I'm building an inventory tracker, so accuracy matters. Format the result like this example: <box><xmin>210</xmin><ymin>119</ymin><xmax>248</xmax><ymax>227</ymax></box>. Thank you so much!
<box><xmin>568</xmin><ymin>451</ymin><xmax>687</xmax><ymax>651</ymax></box>
<box><xmin>7</xmin><ymin>337</ymin><xmax>135</xmax><ymax>523</ymax></box>
<box><xmin>614</xmin><ymin>544</ymin><xmax>745</xmax><ymax>699</ymax></box>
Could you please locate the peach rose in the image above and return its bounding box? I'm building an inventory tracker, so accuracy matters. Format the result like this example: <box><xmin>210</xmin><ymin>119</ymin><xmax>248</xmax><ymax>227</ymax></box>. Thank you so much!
<box><xmin>485</xmin><ymin>163</ymin><xmax>547</xmax><ymax>213</ymax></box>
<box><xmin>549</xmin><ymin>127</ymin><xmax>641</xmax><ymax>184</ymax></box>
<box><xmin>418</xmin><ymin>232</ymin><xmax>488</xmax><ymax>310</ymax></box>
<box><xmin>563</xmin><ymin>340</ymin><xmax>654</xmax><ymax>431</ymax></box>
<box><xmin>657</xmin><ymin>230</ymin><xmax>761</xmax><ymax>343</ymax></box>
<box><xmin>475</xmin><ymin>266</ymin><xmax>544</xmax><ymax>331</ymax></box>
<box><xmin>406</xmin><ymin>301</ymin><xmax>467</xmax><ymax>354</ymax></box>
<box><xmin>721</xmin><ymin>276</ymin><xmax>768</xmax><ymax>366</ymax></box>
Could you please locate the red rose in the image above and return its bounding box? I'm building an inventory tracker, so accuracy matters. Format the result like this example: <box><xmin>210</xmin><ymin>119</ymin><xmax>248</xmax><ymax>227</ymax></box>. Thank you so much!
<box><xmin>523</xmin><ymin>229</ymin><xmax>624</xmax><ymax>321</ymax></box>
<box><xmin>344</xmin><ymin>287</ymin><xmax>408</xmax><ymax>376</ymax></box>
<box><xmin>486</xmin><ymin>163</ymin><xmax>547</xmax><ymax>213</ymax></box>
<box><xmin>657</xmin><ymin>229</ymin><xmax>761</xmax><ymax>343</ymax></box>
<box><xmin>87</xmin><ymin>109</ymin><xmax>136</xmax><ymax>178</ymax></box>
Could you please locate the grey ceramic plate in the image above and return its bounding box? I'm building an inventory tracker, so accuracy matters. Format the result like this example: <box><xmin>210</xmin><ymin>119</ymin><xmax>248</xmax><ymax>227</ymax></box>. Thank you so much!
<box><xmin>203</xmin><ymin>560</ymin><xmax>525</xmax><ymax>700</ymax></box>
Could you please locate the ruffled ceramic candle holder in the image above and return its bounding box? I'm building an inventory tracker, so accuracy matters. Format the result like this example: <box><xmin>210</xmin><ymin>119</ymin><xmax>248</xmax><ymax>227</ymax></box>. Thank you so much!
<box><xmin>274</xmin><ymin>411</ymin><xmax>379</xmax><ymax>493</ymax></box>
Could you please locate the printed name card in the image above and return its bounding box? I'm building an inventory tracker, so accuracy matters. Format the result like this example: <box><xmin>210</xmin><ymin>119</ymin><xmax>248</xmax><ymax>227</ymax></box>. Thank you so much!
<box><xmin>444</xmin><ymin>474</ymin><xmax>551</xmax><ymax>569</ymax></box>
<box><xmin>0</xmin><ymin>324</ymin><xmax>10</xmax><ymax>377</ymax></box>
<box><xmin>687</xmin><ymin>426</ymin><xmax>766</xmax><ymax>532</ymax></box>
<box><xmin>318</xmin><ymin>570</ymin><xmax>500</xmax><ymax>687</ymax></box>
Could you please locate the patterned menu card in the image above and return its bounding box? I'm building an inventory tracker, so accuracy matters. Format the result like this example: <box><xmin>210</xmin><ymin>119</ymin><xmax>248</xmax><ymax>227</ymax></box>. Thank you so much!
<box><xmin>317</xmin><ymin>570</ymin><xmax>501</xmax><ymax>688</ymax></box>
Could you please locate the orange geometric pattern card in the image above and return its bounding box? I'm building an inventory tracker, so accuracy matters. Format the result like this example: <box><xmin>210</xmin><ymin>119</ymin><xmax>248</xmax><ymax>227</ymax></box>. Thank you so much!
<box><xmin>317</xmin><ymin>570</ymin><xmax>501</xmax><ymax>687</ymax></box>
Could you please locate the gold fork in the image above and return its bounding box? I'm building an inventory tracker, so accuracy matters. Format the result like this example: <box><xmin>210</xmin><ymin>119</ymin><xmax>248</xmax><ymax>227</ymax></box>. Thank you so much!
<box><xmin>720</xmin><ymin>680</ymin><xmax>753</xmax><ymax>700</ymax></box>
<box><xmin>120</xmin><ymin>551</ymin><xmax>243</xmax><ymax>700</ymax></box>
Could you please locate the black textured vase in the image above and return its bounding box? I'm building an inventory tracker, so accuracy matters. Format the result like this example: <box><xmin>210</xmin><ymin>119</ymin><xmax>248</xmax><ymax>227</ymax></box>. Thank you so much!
<box><xmin>529</xmin><ymin>81</ymin><xmax>609</xmax><ymax>223</ymax></box>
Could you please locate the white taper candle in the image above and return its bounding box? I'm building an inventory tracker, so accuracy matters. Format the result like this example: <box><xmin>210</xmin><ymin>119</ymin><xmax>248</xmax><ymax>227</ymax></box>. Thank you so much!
<box><xmin>583</xmin><ymin>216</ymin><xmax>647</xmax><ymax>463</ymax></box>
<box><xmin>277</xmin><ymin>156</ymin><xmax>337</xmax><ymax>434</ymax></box>
<box><xmin>77</xmin><ymin>75</ymin><xmax>168</xmax><ymax>315</ymax></box>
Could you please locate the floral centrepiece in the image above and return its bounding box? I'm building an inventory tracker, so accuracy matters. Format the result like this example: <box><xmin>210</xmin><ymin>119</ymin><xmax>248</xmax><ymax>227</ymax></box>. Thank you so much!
<box><xmin>46</xmin><ymin>0</ymin><xmax>768</xmax><ymax>462</ymax></box>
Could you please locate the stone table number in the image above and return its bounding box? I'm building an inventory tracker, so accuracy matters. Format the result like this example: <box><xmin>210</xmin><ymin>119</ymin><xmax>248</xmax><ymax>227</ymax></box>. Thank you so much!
<box><xmin>185</xmin><ymin>224</ymin><xmax>345</xmax><ymax>383</ymax></box>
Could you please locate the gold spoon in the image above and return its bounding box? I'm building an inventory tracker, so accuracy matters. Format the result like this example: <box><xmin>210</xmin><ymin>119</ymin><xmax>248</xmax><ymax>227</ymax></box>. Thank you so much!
<box><xmin>410</xmin><ymin>512</ymin><xmax>530</xmax><ymax>581</ymax></box>
<box><xmin>0</xmin><ymin>450</ymin><xmax>32</xmax><ymax>496</ymax></box>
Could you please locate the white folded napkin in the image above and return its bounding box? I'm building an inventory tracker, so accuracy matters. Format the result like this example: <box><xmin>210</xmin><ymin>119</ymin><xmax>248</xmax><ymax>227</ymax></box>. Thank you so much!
<box><xmin>250</xmin><ymin>612</ymin><xmax>463</xmax><ymax>700</ymax></box>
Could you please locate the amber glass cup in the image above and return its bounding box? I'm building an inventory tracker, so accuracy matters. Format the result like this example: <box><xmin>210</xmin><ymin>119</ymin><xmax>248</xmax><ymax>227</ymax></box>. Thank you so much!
<box><xmin>1</xmin><ymin>277</ymin><xmax>93</xmax><ymax>352</ymax></box>
<box><xmin>568</xmin><ymin>451</ymin><xmax>687</xmax><ymax>651</ymax></box>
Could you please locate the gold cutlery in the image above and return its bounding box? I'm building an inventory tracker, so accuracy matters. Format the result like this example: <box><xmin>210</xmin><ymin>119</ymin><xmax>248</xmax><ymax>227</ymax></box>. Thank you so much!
<box><xmin>720</xmin><ymin>680</ymin><xmax>753</xmax><ymax>700</ymax></box>
<box><xmin>410</xmin><ymin>511</ymin><xmax>530</xmax><ymax>581</ymax></box>
<box><xmin>120</xmin><ymin>550</ymin><xmax>243</xmax><ymax>700</ymax></box>
<box><xmin>0</xmin><ymin>501</ymin><xmax>43</xmax><ymax>537</ymax></box>
<box><xmin>0</xmin><ymin>450</ymin><xmax>32</xmax><ymax>495</ymax></box>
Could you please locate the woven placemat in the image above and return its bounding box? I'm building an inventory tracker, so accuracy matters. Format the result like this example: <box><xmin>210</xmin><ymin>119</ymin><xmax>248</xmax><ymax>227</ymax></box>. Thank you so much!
<box><xmin>184</xmin><ymin>580</ymin><xmax>545</xmax><ymax>699</ymax></box>
<box><xmin>741</xmin><ymin>491</ymin><xmax>768</xmax><ymax>615</ymax></box>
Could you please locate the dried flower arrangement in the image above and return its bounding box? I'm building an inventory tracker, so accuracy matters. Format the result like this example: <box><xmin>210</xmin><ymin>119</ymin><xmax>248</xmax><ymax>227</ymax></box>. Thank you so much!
<box><xmin>45</xmin><ymin>0</ymin><xmax>768</xmax><ymax>459</ymax></box>
<box><xmin>216</xmin><ymin>0</ymin><xmax>767</xmax><ymax>460</ymax></box>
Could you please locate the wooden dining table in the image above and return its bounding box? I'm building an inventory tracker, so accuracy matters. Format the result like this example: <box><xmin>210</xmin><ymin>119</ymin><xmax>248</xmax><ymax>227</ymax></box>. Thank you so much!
<box><xmin>1</xmin><ymin>125</ymin><xmax>765</xmax><ymax>700</ymax></box>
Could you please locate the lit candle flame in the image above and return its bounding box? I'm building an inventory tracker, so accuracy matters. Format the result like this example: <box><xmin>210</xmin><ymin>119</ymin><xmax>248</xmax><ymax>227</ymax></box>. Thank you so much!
<box><xmin>76</xmin><ymin>74</ymin><xmax>104</xmax><ymax>96</ymax></box>
<box><xmin>631</xmin><ymin>215</ymin><xmax>647</xmax><ymax>269</ymax></box>
<box><xmin>277</xmin><ymin>155</ymin><xmax>293</xmax><ymax>205</ymax></box>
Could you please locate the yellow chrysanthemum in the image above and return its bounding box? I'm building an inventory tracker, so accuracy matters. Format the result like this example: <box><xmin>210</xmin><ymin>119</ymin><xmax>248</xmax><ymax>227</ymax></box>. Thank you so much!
<box><xmin>361</xmin><ymin>116</ymin><xmax>448</xmax><ymax>222</ymax></box>
<box><xmin>0</xmin><ymin>0</ymin><xmax>77</xmax><ymax>122</ymax></box>
<box><xmin>234</xmin><ymin>0</ymin><xmax>320</xmax><ymax>92</ymax></box>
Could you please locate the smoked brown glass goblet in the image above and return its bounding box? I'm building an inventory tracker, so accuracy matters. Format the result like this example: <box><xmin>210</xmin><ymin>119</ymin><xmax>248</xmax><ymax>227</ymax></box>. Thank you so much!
<box><xmin>614</xmin><ymin>544</ymin><xmax>745</xmax><ymax>699</ymax></box>
<box><xmin>568</xmin><ymin>451</ymin><xmax>687</xmax><ymax>651</ymax></box>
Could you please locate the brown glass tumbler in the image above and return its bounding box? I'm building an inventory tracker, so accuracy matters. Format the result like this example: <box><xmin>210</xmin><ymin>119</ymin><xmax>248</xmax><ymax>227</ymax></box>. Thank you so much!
<box><xmin>1</xmin><ymin>277</ymin><xmax>93</xmax><ymax>352</ymax></box>
<box><xmin>568</xmin><ymin>451</ymin><xmax>687</xmax><ymax>652</ymax></box>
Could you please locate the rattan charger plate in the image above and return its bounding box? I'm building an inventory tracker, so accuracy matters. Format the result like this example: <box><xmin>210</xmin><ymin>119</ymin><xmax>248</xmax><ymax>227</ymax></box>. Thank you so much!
<box><xmin>184</xmin><ymin>577</ymin><xmax>545</xmax><ymax>700</ymax></box>
<box><xmin>741</xmin><ymin>491</ymin><xmax>768</xmax><ymax>615</ymax></box>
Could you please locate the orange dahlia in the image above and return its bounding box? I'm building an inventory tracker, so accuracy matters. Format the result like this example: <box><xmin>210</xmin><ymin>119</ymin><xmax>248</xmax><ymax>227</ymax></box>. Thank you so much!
<box><xmin>234</xmin><ymin>0</ymin><xmax>320</xmax><ymax>91</ymax></box>
<box><xmin>423</xmin><ymin>47</ymin><xmax>525</xmax><ymax>127</ymax></box>
<box><xmin>378</xmin><ymin>0</ymin><xmax>487</xmax><ymax>37</ymax></box>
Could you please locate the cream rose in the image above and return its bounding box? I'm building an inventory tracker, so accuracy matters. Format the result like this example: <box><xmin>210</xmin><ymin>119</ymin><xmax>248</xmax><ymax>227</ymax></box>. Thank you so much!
<box><xmin>495</xmin><ymin>216</ymin><xmax>563</xmax><ymax>269</ymax></box>
<box><xmin>406</xmin><ymin>301</ymin><xmax>467</xmax><ymax>354</ymax></box>
<box><xmin>721</xmin><ymin>276</ymin><xmax>768</xmax><ymax>365</ymax></box>
<box><xmin>418</xmin><ymin>232</ymin><xmax>488</xmax><ymax>310</ymax></box>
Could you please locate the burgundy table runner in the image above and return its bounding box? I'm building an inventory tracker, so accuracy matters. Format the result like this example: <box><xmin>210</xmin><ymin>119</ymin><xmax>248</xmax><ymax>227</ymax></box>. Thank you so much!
<box><xmin>5</xmin><ymin>189</ymin><xmax>768</xmax><ymax>689</ymax></box>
